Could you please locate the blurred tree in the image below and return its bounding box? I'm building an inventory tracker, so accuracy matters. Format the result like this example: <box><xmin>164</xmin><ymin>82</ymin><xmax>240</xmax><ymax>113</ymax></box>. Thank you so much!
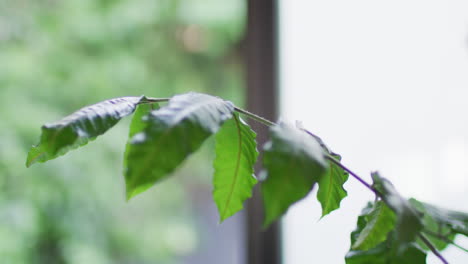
<box><xmin>0</xmin><ymin>0</ymin><xmax>246</xmax><ymax>263</ymax></box>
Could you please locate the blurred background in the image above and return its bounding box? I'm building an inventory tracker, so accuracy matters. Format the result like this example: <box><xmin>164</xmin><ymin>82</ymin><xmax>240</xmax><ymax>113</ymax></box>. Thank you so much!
<box><xmin>2</xmin><ymin>0</ymin><xmax>468</xmax><ymax>263</ymax></box>
<box><xmin>0</xmin><ymin>0</ymin><xmax>247</xmax><ymax>263</ymax></box>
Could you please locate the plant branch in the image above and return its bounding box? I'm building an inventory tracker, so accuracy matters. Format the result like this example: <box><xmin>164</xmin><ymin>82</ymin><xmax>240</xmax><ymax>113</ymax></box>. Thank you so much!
<box><xmin>127</xmin><ymin>95</ymin><xmax>459</xmax><ymax>263</ymax></box>
<box><xmin>157</xmin><ymin>99</ymin><xmax>454</xmax><ymax>263</ymax></box>
<box><xmin>141</xmin><ymin>97</ymin><xmax>170</xmax><ymax>104</ymax></box>
<box><xmin>326</xmin><ymin>155</ymin><xmax>381</xmax><ymax>196</ymax></box>
<box><xmin>234</xmin><ymin>107</ymin><xmax>275</xmax><ymax>127</ymax></box>
<box><xmin>234</xmin><ymin>106</ymin><xmax>381</xmax><ymax>197</ymax></box>
<box><xmin>326</xmin><ymin>153</ymin><xmax>451</xmax><ymax>264</ymax></box>
<box><xmin>233</xmin><ymin>106</ymin><xmax>380</xmax><ymax>196</ymax></box>
<box><xmin>139</xmin><ymin>99</ymin><xmax>376</xmax><ymax>197</ymax></box>
<box><xmin>326</xmin><ymin>147</ymin><xmax>451</xmax><ymax>264</ymax></box>
<box><xmin>235</xmin><ymin>107</ymin><xmax>384</xmax><ymax>198</ymax></box>
<box><xmin>301</xmin><ymin>129</ymin><xmax>334</xmax><ymax>154</ymax></box>
<box><xmin>419</xmin><ymin>233</ymin><xmax>450</xmax><ymax>264</ymax></box>
<box><xmin>423</xmin><ymin>230</ymin><xmax>468</xmax><ymax>253</ymax></box>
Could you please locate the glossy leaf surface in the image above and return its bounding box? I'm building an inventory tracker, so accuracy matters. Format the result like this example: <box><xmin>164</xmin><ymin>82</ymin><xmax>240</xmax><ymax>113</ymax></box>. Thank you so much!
<box><xmin>371</xmin><ymin>172</ymin><xmax>423</xmax><ymax>244</ymax></box>
<box><xmin>410</xmin><ymin>198</ymin><xmax>467</xmax><ymax>250</ymax></box>
<box><xmin>346</xmin><ymin>202</ymin><xmax>426</xmax><ymax>264</ymax></box>
<box><xmin>125</xmin><ymin>92</ymin><xmax>234</xmax><ymax>199</ymax></box>
<box><xmin>317</xmin><ymin>153</ymin><xmax>349</xmax><ymax>217</ymax></box>
<box><xmin>213</xmin><ymin>113</ymin><xmax>258</xmax><ymax>222</ymax></box>
<box><xmin>123</xmin><ymin>103</ymin><xmax>157</xmax><ymax>168</ymax></box>
<box><xmin>261</xmin><ymin>121</ymin><xmax>327</xmax><ymax>227</ymax></box>
<box><xmin>410</xmin><ymin>199</ymin><xmax>468</xmax><ymax>236</ymax></box>
<box><xmin>352</xmin><ymin>200</ymin><xmax>396</xmax><ymax>250</ymax></box>
<box><xmin>127</xmin><ymin>103</ymin><xmax>157</xmax><ymax>138</ymax></box>
<box><xmin>27</xmin><ymin>96</ymin><xmax>146</xmax><ymax>167</ymax></box>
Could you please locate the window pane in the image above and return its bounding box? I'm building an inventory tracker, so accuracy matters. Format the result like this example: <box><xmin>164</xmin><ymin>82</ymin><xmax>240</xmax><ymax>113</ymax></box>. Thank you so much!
<box><xmin>280</xmin><ymin>1</ymin><xmax>468</xmax><ymax>263</ymax></box>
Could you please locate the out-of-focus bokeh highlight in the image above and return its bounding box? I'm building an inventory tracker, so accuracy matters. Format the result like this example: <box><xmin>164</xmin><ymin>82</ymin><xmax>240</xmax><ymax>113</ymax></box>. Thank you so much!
<box><xmin>0</xmin><ymin>0</ymin><xmax>246</xmax><ymax>263</ymax></box>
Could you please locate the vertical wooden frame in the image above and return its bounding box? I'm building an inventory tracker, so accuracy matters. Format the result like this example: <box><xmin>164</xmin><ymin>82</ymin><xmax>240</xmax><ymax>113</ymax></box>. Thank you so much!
<box><xmin>246</xmin><ymin>1</ymin><xmax>281</xmax><ymax>264</ymax></box>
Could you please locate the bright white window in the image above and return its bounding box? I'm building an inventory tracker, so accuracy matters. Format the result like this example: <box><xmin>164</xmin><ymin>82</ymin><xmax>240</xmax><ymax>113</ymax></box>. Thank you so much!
<box><xmin>279</xmin><ymin>1</ymin><xmax>468</xmax><ymax>263</ymax></box>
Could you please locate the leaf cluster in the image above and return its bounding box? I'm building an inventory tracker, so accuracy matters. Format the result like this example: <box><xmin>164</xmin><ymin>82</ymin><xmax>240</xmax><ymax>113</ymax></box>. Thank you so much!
<box><xmin>27</xmin><ymin>92</ymin><xmax>468</xmax><ymax>263</ymax></box>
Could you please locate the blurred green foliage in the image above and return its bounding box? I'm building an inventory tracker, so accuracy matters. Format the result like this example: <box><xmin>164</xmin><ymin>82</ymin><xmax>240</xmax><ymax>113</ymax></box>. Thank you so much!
<box><xmin>0</xmin><ymin>0</ymin><xmax>245</xmax><ymax>262</ymax></box>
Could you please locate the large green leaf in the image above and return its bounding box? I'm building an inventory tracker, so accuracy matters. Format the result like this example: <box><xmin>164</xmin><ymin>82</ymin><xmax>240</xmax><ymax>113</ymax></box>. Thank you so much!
<box><xmin>213</xmin><ymin>113</ymin><xmax>258</xmax><ymax>222</ymax></box>
<box><xmin>352</xmin><ymin>200</ymin><xmax>396</xmax><ymax>250</ymax></box>
<box><xmin>346</xmin><ymin>238</ymin><xmax>426</xmax><ymax>264</ymax></box>
<box><xmin>317</xmin><ymin>153</ymin><xmax>349</xmax><ymax>217</ymax></box>
<box><xmin>26</xmin><ymin>96</ymin><xmax>146</xmax><ymax>167</ymax></box>
<box><xmin>346</xmin><ymin>202</ymin><xmax>427</xmax><ymax>264</ymax></box>
<box><xmin>261</xmin><ymin>122</ymin><xmax>328</xmax><ymax>227</ymax></box>
<box><xmin>371</xmin><ymin>172</ymin><xmax>423</xmax><ymax>244</ymax></box>
<box><xmin>410</xmin><ymin>198</ymin><xmax>467</xmax><ymax>250</ymax></box>
<box><xmin>124</xmin><ymin>92</ymin><xmax>234</xmax><ymax>199</ymax></box>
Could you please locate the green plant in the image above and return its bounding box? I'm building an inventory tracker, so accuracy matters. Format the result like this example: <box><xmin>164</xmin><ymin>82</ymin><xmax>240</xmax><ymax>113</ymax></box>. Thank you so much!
<box><xmin>26</xmin><ymin>92</ymin><xmax>467</xmax><ymax>263</ymax></box>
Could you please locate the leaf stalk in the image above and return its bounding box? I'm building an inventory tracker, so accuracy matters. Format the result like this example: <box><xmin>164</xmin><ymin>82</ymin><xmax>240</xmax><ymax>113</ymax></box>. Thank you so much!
<box><xmin>141</xmin><ymin>97</ymin><xmax>170</xmax><ymax>104</ymax></box>
<box><xmin>234</xmin><ymin>107</ymin><xmax>275</xmax><ymax>127</ymax></box>
<box><xmin>418</xmin><ymin>233</ymin><xmax>450</xmax><ymax>264</ymax></box>
<box><xmin>423</xmin><ymin>230</ymin><xmax>468</xmax><ymax>253</ymax></box>
<box><xmin>326</xmin><ymin>155</ymin><xmax>381</xmax><ymax>196</ymax></box>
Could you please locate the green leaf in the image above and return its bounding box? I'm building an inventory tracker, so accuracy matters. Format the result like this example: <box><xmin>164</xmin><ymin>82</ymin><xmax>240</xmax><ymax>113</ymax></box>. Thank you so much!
<box><xmin>317</xmin><ymin>153</ymin><xmax>349</xmax><ymax>217</ymax></box>
<box><xmin>123</xmin><ymin>103</ymin><xmax>158</xmax><ymax>168</ymax></box>
<box><xmin>410</xmin><ymin>199</ymin><xmax>468</xmax><ymax>236</ymax></box>
<box><xmin>346</xmin><ymin>202</ymin><xmax>427</xmax><ymax>264</ymax></box>
<box><xmin>213</xmin><ymin>113</ymin><xmax>258</xmax><ymax>222</ymax></box>
<box><xmin>124</xmin><ymin>92</ymin><xmax>234</xmax><ymax>199</ymax></box>
<box><xmin>410</xmin><ymin>198</ymin><xmax>467</xmax><ymax>250</ymax></box>
<box><xmin>128</xmin><ymin>103</ymin><xmax>158</xmax><ymax>138</ymax></box>
<box><xmin>261</xmin><ymin>121</ymin><xmax>328</xmax><ymax>227</ymax></box>
<box><xmin>371</xmin><ymin>172</ymin><xmax>423</xmax><ymax>244</ymax></box>
<box><xmin>352</xmin><ymin>200</ymin><xmax>396</xmax><ymax>250</ymax></box>
<box><xmin>26</xmin><ymin>96</ymin><xmax>146</xmax><ymax>167</ymax></box>
<box><xmin>346</xmin><ymin>241</ymin><xmax>427</xmax><ymax>264</ymax></box>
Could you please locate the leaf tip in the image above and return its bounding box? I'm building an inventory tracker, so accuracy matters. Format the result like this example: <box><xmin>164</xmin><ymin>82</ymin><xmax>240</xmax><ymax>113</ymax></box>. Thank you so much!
<box><xmin>25</xmin><ymin>155</ymin><xmax>33</xmax><ymax>168</ymax></box>
<box><xmin>318</xmin><ymin>213</ymin><xmax>327</xmax><ymax>221</ymax></box>
<box><xmin>125</xmin><ymin>181</ymin><xmax>154</xmax><ymax>201</ymax></box>
<box><xmin>125</xmin><ymin>188</ymin><xmax>144</xmax><ymax>201</ymax></box>
<box><xmin>25</xmin><ymin>145</ymin><xmax>45</xmax><ymax>168</ymax></box>
<box><xmin>125</xmin><ymin>187</ymin><xmax>139</xmax><ymax>201</ymax></box>
<box><xmin>125</xmin><ymin>192</ymin><xmax>134</xmax><ymax>201</ymax></box>
<box><xmin>218</xmin><ymin>217</ymin><xmax>227</xmax><ymax>224</ymax></box>
<box><xmin>125</xmin><ymin>183</ymin><xmax>138</xmax><ymax>201</ymax></box>
<box><xmin>262</xmin><ymin>218</ymin><xmax>275</xmax><ymax>230</ymax></box>
<box><xmin>215</xmin><ymin>203</ymin><xmax>239</xmax><ymax>224</ymax></box>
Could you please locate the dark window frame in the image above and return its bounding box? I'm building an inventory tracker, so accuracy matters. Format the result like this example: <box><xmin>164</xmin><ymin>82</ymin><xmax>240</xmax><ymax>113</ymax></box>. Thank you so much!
<box><xmin>245</xmin><ymin>1</ymin><xmax>281</xmax><ymax>264</ymax></box>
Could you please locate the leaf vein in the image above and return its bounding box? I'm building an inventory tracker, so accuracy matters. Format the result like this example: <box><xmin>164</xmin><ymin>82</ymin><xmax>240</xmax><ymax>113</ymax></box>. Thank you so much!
<box><xmin>220</xmin><ymin>114</ymin><xmax>243</xmax><ymax>219</ymax></box>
